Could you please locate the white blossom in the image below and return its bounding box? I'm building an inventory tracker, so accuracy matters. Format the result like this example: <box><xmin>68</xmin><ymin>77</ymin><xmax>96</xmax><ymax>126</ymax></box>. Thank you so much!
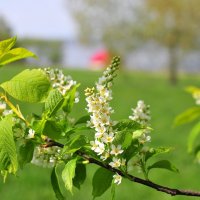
<box><xmin>27</xmin><ymin>129</ymin><xmax>35</xmax><ymax>139</ymax></box>
<box><xmin>110</xmin><ymin>144</ymin><xmax>124</xmax><ymax>156</ymax></box>
<box><xmin>109</xmin><ymin>157</ymin><xmax>121</xmax><ymax>168</ymax></box>
<box><xmin>95</xmin><ymin>125</ymin><xmax>106</xmax><ymax>138</ymax></box>
<box><xmin>90</xmin><ymin>140</ymin><xmax>105</xmax><ymax>155</ymax></box>
<box><xmin>90</xmin><ymin>140</ymin><xmax>99</xmax><ymax>151</ymax></box>
<box><xmin>100</xmin><ymin>151</ymin><xmax>110</xmax><ymax>161</ymax></box>
<box><xmin>113</xmin><ymin>173</ymin><xmax>122</xmax><ymax>185</ymax></box>
<box><xmin>101</xmin><ymin>132</ymin><xmax>115</xmax><ymax>143</ymax></box>
<box><xmin>95</xmin><ymin>142</ymin><xmax>105</xmax><ymax>155</ymax></box>
<box><xmin>0</xmin><ymin>102</ymin><xmax>6</xmax><ymax>110</ymax></box>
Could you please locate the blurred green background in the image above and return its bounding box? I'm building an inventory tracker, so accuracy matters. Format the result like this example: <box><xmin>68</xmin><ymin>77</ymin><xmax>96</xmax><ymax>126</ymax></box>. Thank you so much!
<box><xmin>0</xmin><ymin>64</ymin><xmax>200</xmax><ymax>200</ymax></box>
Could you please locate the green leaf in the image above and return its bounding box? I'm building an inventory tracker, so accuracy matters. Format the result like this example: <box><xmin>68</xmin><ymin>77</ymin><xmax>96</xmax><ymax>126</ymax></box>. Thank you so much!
<box><xmin>51</xmin><ymin>166</ymin><xmax>65</xmax><ymax>200</ymax></box>
<box><xmin>195</xmin><ymin>149</ymin><xmax>200</xmax><ymax>163</ymax></box>
<box><xmin>32</xmin><ymin>119</ymin><xmax>47</xmax><ymax>135</ymax></box>
<box><xmin>62</xmin><ymin>158</ymin><xmax>77</xmax><ymax>194</ymax></box>
<box><xmin>147</xmin><ymin>160</ymin><xmax>179</xmax><ymax>174</ymax></box>
<box><xmin>63</xmin><ymin>125</ymin><xmax>91</xmax><ymax>138</ymax></box>
<box><xmin>0</xmin><ymin>116</ymin><xmax>18</xmax><ymax>177</ymax></box>
<box><xmin>111</xmin><ymin>181</ymin><xmax>116</xmax><ymax>200</ymax></box>
<box><xmin>92</xmin><ymin>167</ymin><xmax>113</xmax><ymax>199</ymax></box>
<box><xmin>62</xmin><ymin>135</ymin><xmax>86</xmax><ymax>154</ymax></box>
<box><xmin>113</xmin><ymin>131</ymin><xmax>132</xmax><ymax>149</ymax></box>
<box><xmin>113</xmin><ymin>119</ymin><xmax>141</xmax><ymax>131</ymax></box>
<box><xmin>62</xmin><ymin>84</ymin><xmax>80</xmax><ymax>113</ymax></box>
<box><xmin>188</xmin><ymin>121</ymin><xmax>200</xmax><ymax>153</ymax></box>
<box><xmin>43</xmin><ymin>120</ymin><xmax>64</xmax><ymax>140</ymax></box>
<box><xmin>1</xmin><ymin>69</ymin><xmax>51</xmax><ymax>103</ymax></box>
<box><xmin>0</xmin><ymin>37</ymin><xmax>36</xmax><ymax>67</ymax></box>
<box><xmin>74</xmin><ymin>126</ymin><xmax>91</xmax><ymax>132</ymax></box>
<box><xmin>174</xmin><ymin>107</ymin><xmax>200</xmax><ymax>126</ymax></box>
<box><xmin>18</xmin><ymin>141</ymin><xmax>34</xmax><ymax>169</ymax></box>
<box><xmin>145</xmin><ymin>147</ymin><xmax>172</xmax><ymax>162</ymax></box>
<box><xmin>0</xmin><ymin>47</ymin><xmax>36</xmax><ymax>66</ymax></box>
<box><xmin>0</xmin><ymin>37</ymin><xmax>16</xmax><ymax>54</ymax></box>
<box><xmin>123</xmin><ymin>140</ymin><xmax>140</xmax><ymax>162</ymax></box>
<box><xmin>132</xmin><ymin>130</ymin><xmax>145</xmax><ymax>140</ymax></box>
<box><xmin>74</xmin><ymin>115</ymin><xmax>90</xmax><ymax>125</ymax></box>
<box><xmin>73</xmin><ymin>164</ymin><xmax>86</xmax><ymax>189</ymax></box>
<box><xmin>45</xmin><ymin>89</ymin><xmax>64</xmax><ymax>117</ymax></box>
<box><xmin>194</xmin><ymin>144</ymin><xmax>200</xmax><ymax>155</ymax></box>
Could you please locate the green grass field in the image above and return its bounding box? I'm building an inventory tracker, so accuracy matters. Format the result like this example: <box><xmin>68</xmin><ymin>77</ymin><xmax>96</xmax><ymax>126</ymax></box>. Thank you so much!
<box><xmin>1</xmin><ymin>65</ymin><xmax>200</xmax><ymax>200</ymax></box>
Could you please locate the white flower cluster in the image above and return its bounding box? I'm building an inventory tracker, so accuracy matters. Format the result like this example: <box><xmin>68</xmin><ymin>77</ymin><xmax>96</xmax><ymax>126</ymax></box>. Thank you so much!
<box><xmin>44</xmin><ymin>68</ymin><xmax>79</xmax><ymax>103</ymax></box>
<box><xmin>0</xmin><ymin>100</ymin><xmax>13</xmax><ymax>117</ymax></box>
<box><xmin>31</xmin><ymin>146</ymin><xmax>61</xmax><ymax>168</ymax></box>
<box><xmin>129</xmin><ymin>100</ymin><xmax>151</xmax><ymax>143</ymax></box>
<box><xmin>129</xmin><ymin>100</ymin><xmax>150</xmax><ymax>126</ymax></box>
<box><xmin>85</xmin><ymin>57</ymin><xmax>123</xmax><ymax>185</ymax></box>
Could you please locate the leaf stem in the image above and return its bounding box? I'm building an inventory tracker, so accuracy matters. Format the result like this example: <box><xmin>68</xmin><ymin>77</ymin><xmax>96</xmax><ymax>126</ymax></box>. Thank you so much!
<box><xmin>0</xmin><ymin>94</ymin><xmax>29</xmax><ymax>126</ymax></box>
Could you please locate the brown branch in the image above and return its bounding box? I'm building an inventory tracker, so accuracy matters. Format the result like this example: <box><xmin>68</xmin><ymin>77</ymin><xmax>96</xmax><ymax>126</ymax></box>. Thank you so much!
<box><xmin>46</xmin><ymin>139</ymin><xmax>200</xmax><ymax>197</ymax></box>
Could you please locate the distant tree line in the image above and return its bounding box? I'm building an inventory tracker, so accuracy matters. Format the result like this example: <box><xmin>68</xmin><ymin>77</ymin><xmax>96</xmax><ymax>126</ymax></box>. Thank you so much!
<box><xmin>67</xmin><ymin>0</ymin><xmax>200</xmax><ymax>84</ymax></box>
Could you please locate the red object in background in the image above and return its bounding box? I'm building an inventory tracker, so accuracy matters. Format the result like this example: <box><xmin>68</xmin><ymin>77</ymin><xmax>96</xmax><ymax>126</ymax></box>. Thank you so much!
<box><xmin>90</xmin><ymin>50</ymin><xmax>109</xmax><ymax>69</ymax></box>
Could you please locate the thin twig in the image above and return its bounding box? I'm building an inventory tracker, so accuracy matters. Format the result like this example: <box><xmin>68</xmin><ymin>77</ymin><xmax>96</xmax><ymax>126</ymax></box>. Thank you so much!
<box><xmin>46</xmin><ymin>139</ymin><xmax>200</xmax><ymax>197</ymax></box>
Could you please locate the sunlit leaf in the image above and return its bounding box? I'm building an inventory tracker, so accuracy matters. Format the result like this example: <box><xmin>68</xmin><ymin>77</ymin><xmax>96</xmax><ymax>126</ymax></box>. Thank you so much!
<box><xmin>62</xmin><ymin>135</ymin><xmax>86</xmax><ymax>154</ymax></box>
<box><xmin>45</xmin><ymin>89</ymin><xmax>64</xmax><ymax>117</ymax></box>
<box><xmin>113</xmin><ymin>131</ymin><xmax>132</xmax><ymax>149</ymax></box>
<box><xmin>188</xmin><ymin>121</ymin><xmax>200</xmax><ymax>153</ymax></box>
<box><xmin>62</xmin><ymin>158</ymin><xmax>77</xmax><ymax>194</ymax></box>
<box><xmin>185</xmin><ymin>86</ymin><xmax>200</xmax><ymax>94</ymax></box>
<box><xmin>0</xmin><ymin>47</ymin><xmax>36</xmax><ymax>66</ymax></box>
<box><xmin>174</xmin><ymin>107</ymin><xmax>200</xmax><ymax>126</ymax></box>
<box><xmin>0</xmin><ymin>116</ymin><xmax>18</xmax><ymax>179</ymax></box>
<box><xmin>1</xmin><ymin>69</ymin><xmax>51</xmax><ymax>103</ymax></box>
<box><xmin>132</xmin><ymin>130</ymin><xmax>145</xmax><ymax>140</ymax></box>
<box><xmin>62</xmin><ymin>84</ymin><xmax>80</xmax><ymax>113</ymax></box>
<box><xmin>0</xmin><ymin>37</ymin><xmax>16</xmax><ymax>54</ymax></box>
<box><xmin>113</xmin><ymin>119</ymin><xmax>141</xmax><ymax>131</ymax></box>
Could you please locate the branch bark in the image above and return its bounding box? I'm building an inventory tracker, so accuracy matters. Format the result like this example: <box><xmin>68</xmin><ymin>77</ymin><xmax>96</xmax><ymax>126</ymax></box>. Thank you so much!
<box><xmin>46</xmin><ymin>139</ymin><xmax>200</xmax><ymax>197</ymax></box>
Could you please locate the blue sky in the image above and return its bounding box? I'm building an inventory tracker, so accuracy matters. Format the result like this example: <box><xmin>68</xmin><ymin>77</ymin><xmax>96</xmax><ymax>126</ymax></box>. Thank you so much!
<box><xmin>0</xmin><ymin>0</ymin><xmax>77</xmax><ymax>39</ymax></box>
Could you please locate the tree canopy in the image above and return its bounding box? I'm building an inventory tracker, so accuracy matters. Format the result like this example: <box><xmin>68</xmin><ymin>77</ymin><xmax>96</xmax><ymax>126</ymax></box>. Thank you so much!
<box><xmin>67</xmin><ymin>0</ymin><xmax>200</xmax><ymax>83</ymax></box>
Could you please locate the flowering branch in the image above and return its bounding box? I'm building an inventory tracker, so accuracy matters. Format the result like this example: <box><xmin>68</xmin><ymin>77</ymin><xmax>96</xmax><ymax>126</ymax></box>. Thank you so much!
<box><xmin>42</xmin><ymin>56</ymin><xmax>200</xmax><ymax>197</ymax></box>
<box><xmin>46</xmin><ymin>139</ymin><xmax>200</xmax><ymax>197</ymax></box>
<box><xmin>2</xmin><ymin>37</ymin><xmax>200</xmax><ymax>199</ymax></box>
